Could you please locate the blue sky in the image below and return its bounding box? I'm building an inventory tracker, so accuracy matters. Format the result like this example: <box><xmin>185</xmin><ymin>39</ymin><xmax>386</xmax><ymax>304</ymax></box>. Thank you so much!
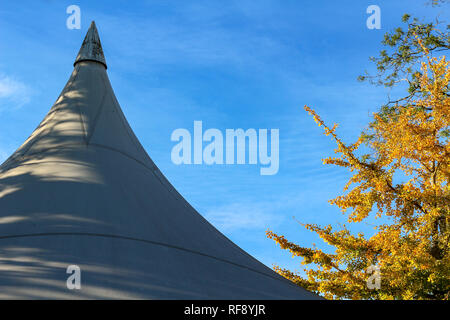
<box><xmin>0</xmin><ymin>1</ymin><xmax>448</xmax><ymax>274</ymax></box>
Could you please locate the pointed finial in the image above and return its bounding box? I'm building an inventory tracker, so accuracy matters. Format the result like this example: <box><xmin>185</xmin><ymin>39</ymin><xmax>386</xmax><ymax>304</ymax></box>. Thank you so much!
<box><xmin>74</xmin><ymin>21</ymin><xmax>107</xmax><ymax>69</ymax></box>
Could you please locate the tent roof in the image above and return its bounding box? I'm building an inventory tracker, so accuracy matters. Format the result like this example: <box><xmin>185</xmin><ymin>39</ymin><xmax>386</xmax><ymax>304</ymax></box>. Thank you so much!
<box><xmin>0</xmin><ymin>22</ymin><xmax>320</xmax><ymax>299</ymax></box>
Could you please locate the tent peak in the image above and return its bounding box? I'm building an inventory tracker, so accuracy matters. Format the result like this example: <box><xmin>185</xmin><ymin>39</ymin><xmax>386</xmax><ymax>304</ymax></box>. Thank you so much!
<box><xmin>74</xmin><ymin>21</ymin><xmax>107</xmax><ymax>69</ymax></box>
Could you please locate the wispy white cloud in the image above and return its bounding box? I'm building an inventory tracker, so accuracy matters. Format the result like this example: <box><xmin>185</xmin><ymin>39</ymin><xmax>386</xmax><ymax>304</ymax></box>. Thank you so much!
<box><xmin>204</xmin><ymin>202</ymin><xmax>283</xmax><ymax>231</ymax></box>
<box><xmin>96</xmin><ymin>4</ymin><xmax>290</xmax><ymax>75</ymax></box>
<box><xmin>0</xmin><ymin>73</ymin><xmax>32</xmax><ymax>109</ymax></box>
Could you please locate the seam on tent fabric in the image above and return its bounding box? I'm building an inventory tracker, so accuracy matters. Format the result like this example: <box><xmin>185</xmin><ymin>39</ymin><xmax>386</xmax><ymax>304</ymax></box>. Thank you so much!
<box><xmin>19</xmin><ymin>65</ymin><xmax>82</xmax><ymax>160</ymax></box>
<box><xmin>85</xmin><ymin>73</ymin><xmax>108</xmax><ymax>145</ymax></box>
<box><xmin>0</xmin><ymin>143</ymin><xmax>185</xmax><ymax>206</ymax></box>
<box><xmin>1</xmin><ymin>142</ymin><xmax>153</xmax><ymax>174</ymax></box>
<box><xmin>0</xmin><ymin>232</ymin><xmax>296</xmax><ymax>288</ymax></box>
<box><xmin>76</xmin><ymin>101</ymin><xmax>88</xmax><ymax>144</ymax></box>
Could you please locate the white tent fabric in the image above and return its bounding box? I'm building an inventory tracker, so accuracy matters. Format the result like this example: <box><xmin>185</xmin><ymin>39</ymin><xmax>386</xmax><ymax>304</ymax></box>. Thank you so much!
<box><xmin>0</xmin><ymin>22</ymin><xmax>320</xmax><ymax>299</ymax></box>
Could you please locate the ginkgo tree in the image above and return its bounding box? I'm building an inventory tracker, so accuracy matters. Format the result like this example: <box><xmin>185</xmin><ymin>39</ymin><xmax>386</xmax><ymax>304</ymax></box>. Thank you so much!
<box><xmin>267</xmin><ymin>13</ymin><xmax>449</xmax><ymax>300</ymax></box>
